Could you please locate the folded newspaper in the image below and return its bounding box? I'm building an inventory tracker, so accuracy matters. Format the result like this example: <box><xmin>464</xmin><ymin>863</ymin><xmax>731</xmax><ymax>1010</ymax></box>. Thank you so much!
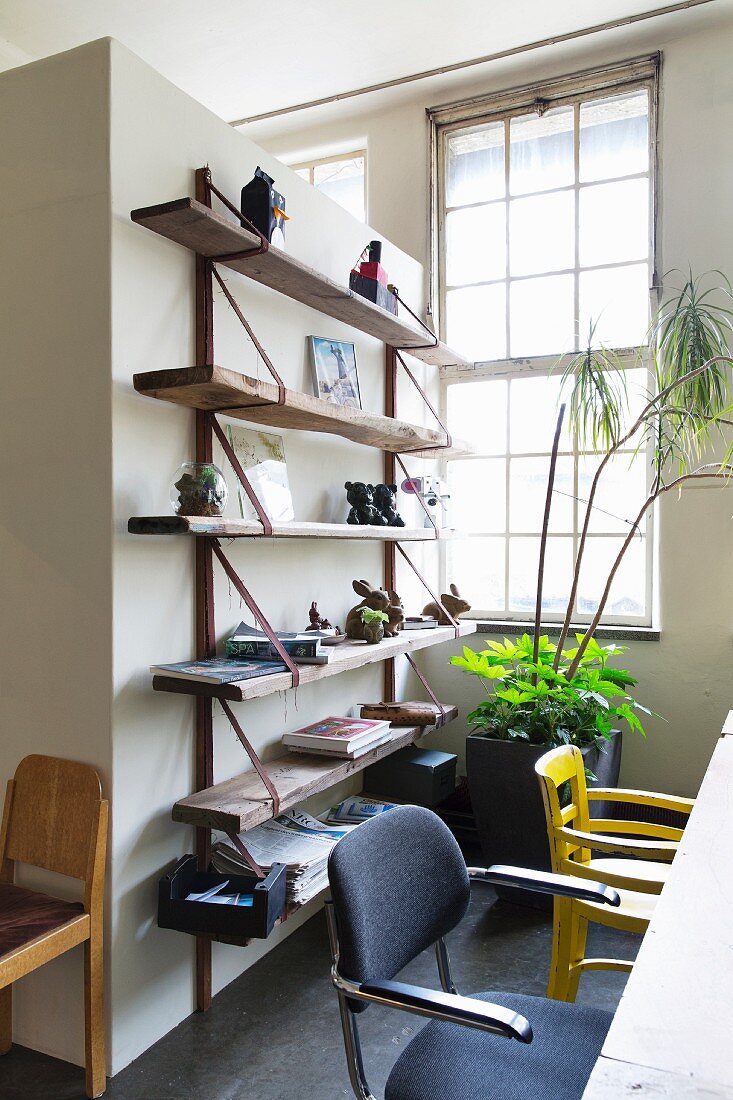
<box><xmin>212</xmin><ymin>810</ymin><xmax>358</xmax><ymax>906</ymax></box>
<box><xmin>212</xmin><ymin>802</ymin><xmax>396</xmax><ymax>907</ymax></box>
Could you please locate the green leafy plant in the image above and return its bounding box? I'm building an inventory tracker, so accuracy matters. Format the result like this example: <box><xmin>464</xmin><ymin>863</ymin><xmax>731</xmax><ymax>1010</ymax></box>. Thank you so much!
<box><xmin>451</xmin><ymin>632</ymin><xmax>649</xmax><ymax>749</ymax></box>
<box><xmin>360</xmin><ymin>608</ymin><xmax>388</xmax><ymax>624</ymax></box>
<box><xmin>561</xmin><ymin>321</ymin><xmax>628</xmax><ymax>451</ymax></box>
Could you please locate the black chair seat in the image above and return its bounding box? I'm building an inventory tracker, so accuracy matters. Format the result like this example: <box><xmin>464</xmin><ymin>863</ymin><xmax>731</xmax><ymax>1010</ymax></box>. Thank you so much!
<box><xmin>385</xmin><ymin>990</ymin><xmax>612</xmax><ymax>1100</ymax></box>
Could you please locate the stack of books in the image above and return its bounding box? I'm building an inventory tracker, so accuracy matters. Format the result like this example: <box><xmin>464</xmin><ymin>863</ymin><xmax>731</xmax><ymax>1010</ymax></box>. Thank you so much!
<box><xmin>402</xmin><ymin>616</ymin><xmax>439</xmax><ymax>630</ymax></box>
<box><xmin>282</xmin><ymin>716</ymin><xmax>392</xmax><ymax>759</ymax></box>
<box><xmin>213</xmin><ymin>810</ymin><xmax>356</xmax><ymax>907</ymax></box>
<box><xmin>226</xmin><ymin>623</ymin><xmax>334</xmax><ymax>665</ymax></box>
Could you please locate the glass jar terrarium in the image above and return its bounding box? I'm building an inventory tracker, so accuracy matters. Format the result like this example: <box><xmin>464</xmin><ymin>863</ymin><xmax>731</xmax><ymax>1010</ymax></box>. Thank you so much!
<box><xmin>170</xmin><ymin>463</ymin><xmax>228</xmax><ymax>517</ymax></box>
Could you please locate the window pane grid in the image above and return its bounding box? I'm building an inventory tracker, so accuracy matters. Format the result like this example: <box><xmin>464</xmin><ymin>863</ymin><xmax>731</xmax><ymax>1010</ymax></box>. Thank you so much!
<box><xmin>446</xmin><ymin>371</ymin><xmax>652</xmax><ymax>624</ymax></box>
<box><xmin>446</xmin><ymin>257</ymin><xmax>653</xmax><ymax>293</ymax></box>
<box><xmin>444</xmin><ymin>169</ymin><xmax>652</xmax><ymax>217</ymax></box>
<box><xmin>442</xmin><ymin>87</ymin><xmax>651</xmax><ymax>362</ymax></box>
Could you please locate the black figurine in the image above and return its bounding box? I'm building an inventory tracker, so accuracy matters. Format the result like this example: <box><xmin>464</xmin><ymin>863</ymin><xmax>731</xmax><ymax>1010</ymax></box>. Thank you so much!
<box><xmin>241</xmin><ymin>166</ymin><xmax>288</xmax><ymax>247</ymax></box>
<box><xmin>344</xmin><ymin>481</ymin><xmax>387</xmax><ymax>526</ymax></box>
<box><xmin>373</xmin><ymin>483</ymin><xmax>405</xmax><ymax>527</ymax></box>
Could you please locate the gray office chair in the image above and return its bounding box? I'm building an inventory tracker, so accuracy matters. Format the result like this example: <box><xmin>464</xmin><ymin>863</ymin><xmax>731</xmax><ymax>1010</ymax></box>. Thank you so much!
<box><xmin>326</xmin><ymin>805</ymin><xmax>621</xmax><ymax>1100</ymax></box>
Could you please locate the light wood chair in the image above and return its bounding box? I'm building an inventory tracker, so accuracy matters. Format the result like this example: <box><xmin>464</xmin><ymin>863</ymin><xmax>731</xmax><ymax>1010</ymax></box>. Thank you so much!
<box><xmin>0</xmin><ymin>755</ymin><xmax>108</xmax><ymax>1098</ymax></box>
<box><xmin>535</xmin><ymin>744</ymin><xmax>694</xmax><ymax>1002</ymax></box>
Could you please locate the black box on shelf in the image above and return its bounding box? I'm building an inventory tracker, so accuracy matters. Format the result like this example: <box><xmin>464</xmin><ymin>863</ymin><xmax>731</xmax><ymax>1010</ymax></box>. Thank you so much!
<box><xmin>364</xmin><ymin>747</ymin><xmax>457</xmax><ymax>807</ymax></box>
<box><xmin>158</xmin><ymin>854</ymin><xmax>287</xmax><ymax>941</ymax></box>
<box><xmin>349</xmin><ymin>271</ymin><xmax>398</xmax><ymax>315</ymax></box>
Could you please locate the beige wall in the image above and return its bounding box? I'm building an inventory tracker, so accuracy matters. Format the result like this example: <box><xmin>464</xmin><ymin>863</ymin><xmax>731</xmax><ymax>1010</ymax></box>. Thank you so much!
<box><xmin>0</xmin><ymin>37</ymin><xmax>443</xmax><ymax>1075</ymax></box>
<box><xmin>0</xmin><ymin>42</ymin><xmax>113</xmax><ymax>1065</ymax></box>
<box><xmin>254</xmin><ymin>14</ymin><xmax>733</xmax><ymax>797</ymax></box>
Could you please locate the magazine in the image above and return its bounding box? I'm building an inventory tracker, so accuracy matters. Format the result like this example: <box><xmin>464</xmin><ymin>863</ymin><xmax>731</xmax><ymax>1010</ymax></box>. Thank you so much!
<box><xmin>324</xmin><ymin>797</ymin><xmax>398</xmax><ymax>824</ymax></box>
<box><xmin>213</xmin><ymin>810</ymin><xmax>357</xmax><ymax>906</ymax></box>
<box><xmin>150</xmin><ymin>658</ymin><xmax>288</xmax><ymax>684</ymax></box>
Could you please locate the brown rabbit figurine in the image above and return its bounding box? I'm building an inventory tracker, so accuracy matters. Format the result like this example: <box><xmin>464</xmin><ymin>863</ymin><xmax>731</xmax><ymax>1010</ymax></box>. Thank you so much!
<box><xmin>422</xmin><ymin>583</ymin><xmax>471</xmax><ymax>625</ymax></box>
<box><xmin>345</xmin><ymin>580</ymin><xmax>391</xmax><ymax>640</ymax></box>
<box><xmin>385</xmin><ymin>590</ymin><xmax>404</xmax><ymax>637</ymax></box>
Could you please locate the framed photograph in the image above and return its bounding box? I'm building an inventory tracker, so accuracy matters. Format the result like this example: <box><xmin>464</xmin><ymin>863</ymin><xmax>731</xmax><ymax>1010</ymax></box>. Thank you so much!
<box><xmin>308</xmin><ymin>336</ymin><xmax>361</xmax><ymax>410</ymax></box>
<box><xmin>222</xmin><ymin>425</ymin><xmax>295</xmax><ymax>522</ymax></box>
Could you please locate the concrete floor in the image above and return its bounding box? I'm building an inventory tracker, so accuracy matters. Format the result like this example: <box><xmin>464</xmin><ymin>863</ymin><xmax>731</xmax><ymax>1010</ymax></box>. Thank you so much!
<box><xmin>0</xmin><ymin>884</ymin><xmax>638</xmax><ymax>1100</ymax></box>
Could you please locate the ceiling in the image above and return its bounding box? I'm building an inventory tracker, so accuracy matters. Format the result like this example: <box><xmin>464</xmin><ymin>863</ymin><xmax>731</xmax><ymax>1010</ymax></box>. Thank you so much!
<box><xmin>0</xmin><ymin>0</ymin><xmax>727</xmax><ymax>127</ymax></box>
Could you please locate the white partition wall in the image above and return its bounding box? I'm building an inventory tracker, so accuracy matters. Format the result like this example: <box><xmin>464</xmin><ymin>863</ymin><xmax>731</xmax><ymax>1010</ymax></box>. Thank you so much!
<box><xmin>0</xmin><ymin>38</ymin><xmax>443</xmax><ymax>1074</ymax></box>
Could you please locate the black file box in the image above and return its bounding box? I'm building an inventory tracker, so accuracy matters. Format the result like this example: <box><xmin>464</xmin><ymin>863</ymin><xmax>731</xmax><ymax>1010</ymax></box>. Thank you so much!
<box><xmin>158</xmin><ymin>854</ymin><xmax>287</xmax><ymax>940</ymax></box>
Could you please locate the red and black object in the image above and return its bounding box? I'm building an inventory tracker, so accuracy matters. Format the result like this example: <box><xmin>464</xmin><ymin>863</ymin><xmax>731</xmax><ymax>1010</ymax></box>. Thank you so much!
<box><xmin>350</xmin><ymin>240</ymin><xmax>398</xmax><ymax>315</ymax></box>
<box><xmin>241</xmin><ymin>166</ymin><xmax>288</xmax><ymax>245</ymax></box>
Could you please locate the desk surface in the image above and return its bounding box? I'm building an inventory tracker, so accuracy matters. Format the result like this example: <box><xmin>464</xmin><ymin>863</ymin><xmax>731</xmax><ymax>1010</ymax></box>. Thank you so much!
<box><xmin>583</xmin><ymin>732</ymin><xmax>733</xmax><ymax>1097</ymax></box>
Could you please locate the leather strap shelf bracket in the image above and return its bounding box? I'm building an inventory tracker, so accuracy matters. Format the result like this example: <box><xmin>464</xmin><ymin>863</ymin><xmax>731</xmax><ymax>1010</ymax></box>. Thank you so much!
<box><xmin>211</xmin><ymin>415</ymin><xmax>273</xmax><ymax>535</ymax></box>
<box><xmin>220</xmin><ymin>699</ymin><xmax>281</xmax><ymax>818</ymax></box>
<box><xmin>404</xmin><ymin>653</ymin><xmax>447</xmax><ymax>718</ymax></box>
<box><xmin>395</xmin><ymin>350</ymin><xmax>452</xmax><ymax>450</ymax></box>
<box><xmin>205</xmin><ymin>168</ymin><xmax>270</xmax><ymax>256</ymax></box>
<box><xmin>225</xmin><ymin>830</ymin><xmax>266</xmax><ymax>880</ymax></box>
<box><xmin>392</xmin><ymin>290</ymin><xmax>439</xmax><ymax>352</ymax></box>
<box><xmin>210</xmin><ymin>266</ymin><xmax>286</xmax><ymax>406</ymax></box>
<box><xmin>394</xmin><ymin>542</ymin><xmax>460</xmax><ymax>639</ymax></box>
<box><xmin>394</xmin><ymin>453</ymin><xmax>438</xmax><ymax>534</ymax></box>
<box><xmin>210</xmin><ymin>539</ymin><xmax>300</xmax><ymax>688</ymax></box>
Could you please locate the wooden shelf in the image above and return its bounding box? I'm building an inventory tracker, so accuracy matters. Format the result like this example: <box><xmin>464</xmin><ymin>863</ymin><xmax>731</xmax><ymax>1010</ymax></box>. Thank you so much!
<box><xmin>153</xmin><ymin>622</ymin><xmax>477</xmax><ymax>703</ymax></box>
<box><xmin>172</xmin><ymin>720</ymin><xmax>450</xmax><ymax>833</ymax></box>
<box><xmin>128</xmin><ymin>516</ymin><xmax>458</xmax><ymax>540</ymax></box>
<box><xmin>133</xmin><ymin>365</ymin><xmax>472</xmax><ymax>458</ymax></box>
<box><xmin>130</xmin><ymin>197</ymin><xmax>470</xmax><ymax>369</ymax></box>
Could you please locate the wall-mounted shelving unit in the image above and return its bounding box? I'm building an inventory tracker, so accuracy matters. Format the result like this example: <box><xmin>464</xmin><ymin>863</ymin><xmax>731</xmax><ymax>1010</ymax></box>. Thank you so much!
<box><xmin>128</xmin><ymin>516</ymin><xmax>458</xmax><ymax>540</ymax></box>
<box><xmin>133</xmin><ymin>365</ymin><xmax>472</xmax><ymax>458</ymax></box>
<box><xmin>172</xmin><ymin>719</ymin><xmax>456</xmax><ymax>833</ymax></box>
<box><xmin>129</xmin><ymin>167</ymin><xmax>474</xmax><ymax>1013</ymax></box>
<box><xmin>151</xmin><ymin>623</ymin><xmax>476</xmax><ymax>703</ymax></box>
<box><xmin>130</xmin><ymin>197</ymin><xmax>470</xmax><ymax>369</ymax></box>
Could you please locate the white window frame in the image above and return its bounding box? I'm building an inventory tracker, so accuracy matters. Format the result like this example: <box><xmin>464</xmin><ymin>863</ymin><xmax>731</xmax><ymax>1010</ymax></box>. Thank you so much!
<box><xmin>429</xmin><ymin>55</ymin><xmax>660</xmax><ymax>627</ymax></box>
<box><xmin>291</xmin><ymin>149</ymin><xmax>367</xmax><ymax>220</ymax></box>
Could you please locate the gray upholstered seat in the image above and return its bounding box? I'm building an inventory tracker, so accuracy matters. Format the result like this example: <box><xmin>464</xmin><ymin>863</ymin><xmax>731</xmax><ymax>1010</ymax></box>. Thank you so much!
<box><xmin>327</xmin><ymin>805</ymin><xmax>613</xmax><ymax>1100</ymax></box>
<box><xmin>385</xmin><ymin>991</ymin><xmax>611</xmax><ymax>1100</ymax></box>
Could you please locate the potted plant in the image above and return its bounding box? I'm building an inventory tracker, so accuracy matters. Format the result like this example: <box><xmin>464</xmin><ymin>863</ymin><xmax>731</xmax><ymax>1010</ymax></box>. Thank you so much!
<box><xmin>452</xmin><ymin>632</ymin><xmax>643</xmax><ymax>898</ymax></box>
<box><xmin>450</xmin><ymin>271</ymin><xmax>733</xmax><ymax>900</ymax></box>
<box><xmin>361</xmin><ymin>608</ymin><xmax>388</xmax><ymax>644</ymax></box>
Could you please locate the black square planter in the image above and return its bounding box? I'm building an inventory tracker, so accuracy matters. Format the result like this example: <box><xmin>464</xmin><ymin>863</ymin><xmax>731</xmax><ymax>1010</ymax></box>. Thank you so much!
<box><xmin>466</xmin><ymin>731</ymin><xmax>622</xmax><ymax>908</ymax></box>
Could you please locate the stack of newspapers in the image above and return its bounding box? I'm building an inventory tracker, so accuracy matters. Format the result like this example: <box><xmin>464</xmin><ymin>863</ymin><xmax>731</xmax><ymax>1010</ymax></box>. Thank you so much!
<box><xmin>212</xmin><ymin>810</ymin><xmax>358</xmax><ymax>906</ymax></box>
<box><xmin>212</xmin><ymin>801</ymin><xmax>396</xmax><ymax>907</ymax></box>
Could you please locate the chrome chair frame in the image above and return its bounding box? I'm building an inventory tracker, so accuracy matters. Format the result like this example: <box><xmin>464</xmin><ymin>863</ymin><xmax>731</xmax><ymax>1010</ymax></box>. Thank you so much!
<box><xmin>326</xmin><ymin>864</ymin><xmax>620</xmax><ymax>1100</ymax></box>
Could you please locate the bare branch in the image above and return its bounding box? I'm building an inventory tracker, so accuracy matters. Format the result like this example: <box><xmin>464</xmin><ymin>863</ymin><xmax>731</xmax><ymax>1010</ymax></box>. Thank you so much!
<box><xmin>554</xmin><ymin>355</ymin><xmax>733</xmax><ymax>667</ymax></box>
<box><xmin>533</xmin><ymin>405</ymin><xmax>565</xmax><ymax>678</ymax></box>
<box><xmin>566</xmin><ymin>465</ymin><xmax>733</xmax><ymax>677</ymax></box>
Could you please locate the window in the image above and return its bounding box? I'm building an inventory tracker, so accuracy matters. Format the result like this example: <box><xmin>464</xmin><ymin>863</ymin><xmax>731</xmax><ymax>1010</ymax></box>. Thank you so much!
<box><xmin>445</xmin><ymin>365</ymin><xmax>653</xmax><ymax>625</ymax></box>
<box><xmin>431</xmin><ymin>58</ymin><xmax>658</xmax><ymax>625</ymax></box>
<box><xmin>293</xmin><ymin>151</ymin><xmax>366</xmax><ymax>222</ymax></box>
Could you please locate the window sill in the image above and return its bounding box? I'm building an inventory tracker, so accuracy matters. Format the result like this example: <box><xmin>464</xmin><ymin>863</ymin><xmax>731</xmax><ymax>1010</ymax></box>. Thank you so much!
<box><xmin>470</xmin><ymin>619</ymin><xmax>660</xmax><ymax>642</ymax></box>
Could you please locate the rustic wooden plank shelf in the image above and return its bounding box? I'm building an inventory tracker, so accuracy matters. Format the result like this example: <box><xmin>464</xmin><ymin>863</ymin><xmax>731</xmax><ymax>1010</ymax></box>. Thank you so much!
<box><xmin>130</xmin><ymin>197</ymin><xmax>470</xmax><ymax>369</ymax></box>
<box><xmin>153</xmin><ymin>622</ymin><xmax>477</xmax><ymax>703</ymax></box>
<box><xmin>128</xmin><ymin>516</ymin><xmax>458</xmax><ymax>540</ymax></box>
<box><xmin>133</xmin><ymin>365</ymin><xmax>472</xmax><ymax>458</ymax></box>
<box><xmin>172</xmin><ymin>719</ymin><xmax>452</xmax><ymax>833</ymax></box>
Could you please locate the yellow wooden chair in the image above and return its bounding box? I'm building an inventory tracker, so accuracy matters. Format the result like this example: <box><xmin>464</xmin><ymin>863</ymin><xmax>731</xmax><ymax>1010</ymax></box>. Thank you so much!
<box><xmin>535</xmin><ymin>744</ymin><xmax>694</xmax><ymax>1002</ymax></box>
<box><xmin>0</xmin><ymin>755</ymin><xmax>108</xmax><ymax>1098</ymax></box>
